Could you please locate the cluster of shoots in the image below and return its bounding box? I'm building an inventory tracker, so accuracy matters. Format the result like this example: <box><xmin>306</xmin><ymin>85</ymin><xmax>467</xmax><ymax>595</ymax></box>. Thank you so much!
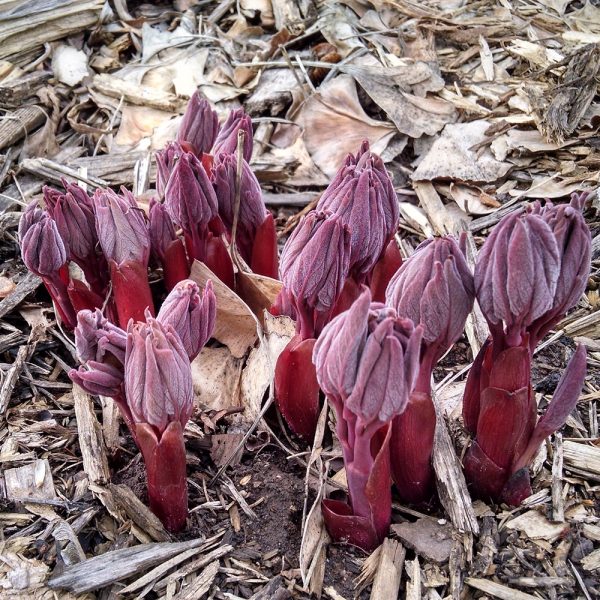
<box><xmin>272</xmin><ymin>141</ymin><xmax>402</xmax><ymax>441</ymax></box>
<box><xmin>18</xmin><ymin>92</ymin><xmax>276</xmax><ymax>532</ymax></box>
<box><xmin>19</xmin><ymin>87</ymin><xmax>592</xmax><ymax>547</ymax></box>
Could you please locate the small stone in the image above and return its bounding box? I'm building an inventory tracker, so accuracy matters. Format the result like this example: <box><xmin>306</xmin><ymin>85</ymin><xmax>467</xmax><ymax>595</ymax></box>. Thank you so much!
<box><xmin>391</xmin><ymin>518</ymin><xmax>454</xmax><ymax>564</ymax></box>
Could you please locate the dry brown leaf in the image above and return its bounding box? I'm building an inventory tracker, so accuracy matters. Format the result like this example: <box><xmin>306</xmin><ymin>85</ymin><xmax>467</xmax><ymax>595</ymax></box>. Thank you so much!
<box><xmin>189</xmin><ymin>261</ymin><xmax>258</xmax><ymax>358</ymax></box>
<box><xmin>443</xmin><ymin>183</ymin><xmax>499</xmax><ymax>215</ymax></box>
<box><xmin>412</xmin><ymin>120</ymin><xmax>512</xmax><ymax>184</ymax></box>
<box><xmin>0</xmin><ymin>276</ymin><xmax>16</xmax><ymax>298</ymax></box>
<box><xmin>239</xmin><ymin>312</ymin><xmax>295</xmax><ymax>421</ymax></box>
<box><xmin>341</xmin><ymin>62</ymin><xmax>455</xmax><ymax>139</ymax></box>
<box><xmin>508</xmin><ymin>175</ymin><xmax>599</xmax><ymax>199</ymax></box>
<box><xmin>294</xmin><ymin>74</ymin><xmax>395</xmax><ymax>177</ymax></box>
<box><xmin>114</xmin><ymin>106</ymin><xmax>176</xmax><ymax>149</ymax></box>
<box><xmin>490</xmin><ymin>128</ymin><xmax>570</xmax><ymax>161</ymax></box>
<box><xmin>192</xmin><ymin>346</ymin><xmax>244</xmax><ymax>413</ymax></box>
<box><xmin>235</xmin><ymin>272</ymin><xmax>282</xmax><ymax>324</ymax></box>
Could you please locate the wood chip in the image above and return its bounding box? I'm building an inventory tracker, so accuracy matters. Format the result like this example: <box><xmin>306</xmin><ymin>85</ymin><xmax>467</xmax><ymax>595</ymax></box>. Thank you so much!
<box><xmin>170</xmin><ymin>560</ymin><xmax>219</xmax><ymax>600</ymax></box>
<box><xmin>72</xmin><ymin>385</ymin><xmax>110</xmax><ymax>485</ymax></box>
<box><xmin>370</xmin><ymin>538</ymin><xmax>405</xmax><ymax>600</ymax></box>
<box><xmin>465</xmin><ymin>577</ymin><xmax>540</xmax><ymax>600</ymax></box>
<box><xmin>107</xmin><ymin>483</ymin><xmax>170</xmax><ymax>542</ymax></box>
<box><xmin>48</xmin><ymin>538</ymin><xmax>206</xmax><ymax>593</ymax></box>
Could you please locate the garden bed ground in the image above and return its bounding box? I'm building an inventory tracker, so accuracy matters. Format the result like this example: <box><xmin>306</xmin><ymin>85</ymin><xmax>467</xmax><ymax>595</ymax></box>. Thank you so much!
<box><xmin>1</xmin><ymin>0</ymin><xmax>600</xmax><ymax>598</ymax></box>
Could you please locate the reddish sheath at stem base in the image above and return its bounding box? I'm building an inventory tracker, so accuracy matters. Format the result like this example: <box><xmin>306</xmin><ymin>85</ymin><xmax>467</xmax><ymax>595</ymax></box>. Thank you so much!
<box><xmin>274</xmin><ymin>335</ymin><xmax>320</xmax><ymax>442</ymax></box>
<box><xmin>390</xmin><ymin>391</ymin><xmax>435</xmax><ymax>505</ymax></box>
<box><xmin>135</xmin><ymin>421</ymin><xmax>189</xmax><ymax>532</ymax></box>
<box><xmin>110</xmin><ymin>259</ymin><xmax>155</xmax><ymax>328</ymax></box>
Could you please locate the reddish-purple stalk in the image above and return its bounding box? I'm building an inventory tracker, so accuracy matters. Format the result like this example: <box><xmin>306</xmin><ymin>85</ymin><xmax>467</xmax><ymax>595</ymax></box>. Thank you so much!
<box><xmin>463</xmin><ymin>194</ymin><xmax>591</xmax><ymax>504</ymax></box>
<box><xmin>94</xmin><ymin>188</ymin><xmax>155</xmax><ymax>328</ymax></box>
<box><xmin>313</xmin><ymin>287</ymin><xmax>422</xmax><ymax>550</ymax></box>
<box><xmin>385</xmin><ymin>235</ymin><xmax>474</xmax><ymax>504</ymax></box>
<box><xmin>71</xmin><ymin>280</ymin><xmax>216</xmax><ymax>531</ymax></box>
<box><xmin>272</xmin><ymin>141</ymin><xmax>402</xmax><ymax>442</ymax></box>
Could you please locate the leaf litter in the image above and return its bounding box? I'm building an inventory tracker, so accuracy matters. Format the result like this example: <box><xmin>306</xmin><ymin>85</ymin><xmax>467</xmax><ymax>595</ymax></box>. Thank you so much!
<box><xmin>0</xmin><ymin>0</ymin><xmax>599</xmax><ymax>598</ymax></box>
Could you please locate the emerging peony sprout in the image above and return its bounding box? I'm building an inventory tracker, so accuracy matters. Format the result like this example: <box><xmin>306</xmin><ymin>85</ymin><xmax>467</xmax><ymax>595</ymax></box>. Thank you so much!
<box><xmin>157</xmin><ymin>279</ymin><xmax>216</xmax><ymax>361</ymax></box>
<box><xmin>463</xmin><ymin>195</ymin><xmax>590</xmax><ymax>505</ymax></box>
<box><xmin>125</xmin><ymin>317</ymin><xmax>194</xmax><ymax>532</ymax></box>
<box><xmin>164</xmin><ymin>151</ymin><xmax>234</xmax><ymax>287</ymax></box>
<box><xmin>94</xmin><ymin>188</ymin><xmax>154</xmax><ymax>328</ymax></box>
<box><xmin>155</xmin><ymin>141</ymin><xmax>185</xmax><ymax>199</ymax></box>
<box><xmin>212</xmin><ymin>152</ymin><xmax>278</xmax><ymax>278</ymax></box>
<box><xmin>43</xmin><ymin>181</ymin><xmax>109</xmax><ymax>296</ymax></box>
<box><xmin>272</xmin><ymin>213</ymin><xmax>352</xmax><ymax>440</ymax></box>
<box><xmin>19</xmin><ymin>202</ymin><xmax>77</xmax><ymax>328</ymax></box>
<box><xmin>386</xmin><ymin>236</ymin><xmax>474</xmax><ymax>504</ymax></box>
<box><xmin>70</xmin><ymin>280</ymin><xmax>216</xmax><ymax>531</ymax></box>
<box><xmin>212</xmin><ymin>108</ymin><xmax>253</xmax><ymax>162</ymax></box>
<box><xmin>313</xmin><ymin>287</ymin><xmax>422</xmax><ymax>550</ymax></box>
<box><xmin>528</xmin><ymin>194</ymin><xmax>592</xmax><ymax>347</ymax></box>
<box><xmin>317</xmin><ymin>141</ymin><xmax>400</xmax><ymax>290</ymax></box>
<box><xmin>277</xmin><ymin>212</ymin><xmax>351</xmax><ymax>340</ymax></box>
<box><xmin>176</xmin><ymin>91</ymin><xmax>219</xmax><ymax>157</ymax></box>
<box><xmin>149</xmin><ymin>199</ymin><xmax>189</xmax><ymax>291</ymax></box>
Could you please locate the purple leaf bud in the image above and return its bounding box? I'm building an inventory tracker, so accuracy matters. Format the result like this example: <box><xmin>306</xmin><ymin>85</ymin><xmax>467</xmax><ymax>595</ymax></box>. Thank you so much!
<box><xmin>212</xmin><ymin>108</ymin><xmax>253</xmax><ymax>162</ymax></box>
<box><xmin>314</xmin><ymin>286</ymin><xmax>422</xmax><ymax>425</ymax></box>
<box><xmin>531</xmin><ymin>194</ymin><xmax>592</xmax><ymax>322</ymax></box>
<box><xmin>212</xmin><ymin>152</ymin><xmax>267</xmax><ymax>256</ymax></box>
<box><xmin>19</xmin><ymin>202</ymin><xmax>67</xmax><ymax>276</ymax></box>
<box><xmin>70</xmin><ymin>361</ymin><xmax>124</xmax><ymax>397</ymax></box>
<box><xmin>280</xmin><ymin>211</ymin><xmax>351</xmax><ymax>338</ymax></box>
<box><xmin>43</xmin><ymin>182</ymin><xmax>97</xmax><ymax>264</ymax></box>
<box><xmin>475</xmin><ymin>211</ymin><xmax>560</xmax><ymax>345</ymax></box>
<box><xmin>176</xmin><ymin>91</ymin><xmax>219</xmax><ymax>156</ymax></box>
<box><xmin>149</xmin><ymin>198</ymin><xmax>178</xmax><ymax>262</ymax></box>
<box><xmin>125</xmin><ymin>318</ymin><xmax>194</xmax><ymax>434</ymax></box>
<box><xmin>94</xmin><ymin>188</ymin><xmax>150</xmax><ymax>266</ymax></box>
<box><xmin>318</xmin><ymin>141</ymin><xmax>398</xmax><ymax>278</ymax></box>
<box><xmin>74</xmin><ymin>308</ymin><xmax>127</xmax><ymax>365</ymax></box>
<box><xmin>157</xmin><ymin>279</ymin><xmax>216</xmax><ymax>361</ymax></box>
<box><xmin>164</xmin><ymin>151</ymin><xmax>218</xmax><ymax>235</ymax></box>
<box><xmin>155</xmin><ymin>141</ymin><xmax>185</xmax><ymax>198</ymax></box>
<box><xmin>386</xmin><ymin>236</ymin><xmax>474</xmax><ymax>359</ymax></box>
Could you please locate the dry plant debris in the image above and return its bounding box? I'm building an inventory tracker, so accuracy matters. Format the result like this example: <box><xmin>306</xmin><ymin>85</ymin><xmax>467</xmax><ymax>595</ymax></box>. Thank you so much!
<box><xmin>0</xmin><ymin>0</ymin><xmax>599</xmax><ymax>598</ymax></box>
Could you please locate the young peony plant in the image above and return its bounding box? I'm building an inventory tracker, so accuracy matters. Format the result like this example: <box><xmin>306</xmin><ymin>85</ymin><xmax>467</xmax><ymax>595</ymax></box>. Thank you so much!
<box><xmin>71</xmin><ymin>280</ymin><xmax>216</xmax><ymax>531</ymax></box>
<box><xmin>272</xmin><ymin>142</ymin><xmax>402</xmax><ymax>442</ymax></box>
<box><xmin>316</xmin><ymin>140</ymin><xmax>402</xmax><ymax>299</ymax></box>
<box><xmin>212</xmin><ymin>152</ymin><xmax>278</xmax><ymax>279</ymax></box>
<box><xmin>313</xmin><ymin>287</ymin><xmax>422</xmax><ymax>551</ymax></box>
<box><xmin>463</xmin><ymin>194</ymin><xmax>590</xmax><ymax>505</ymax></box>
<box><xmin>272</xmin><ymin>212</ymin><xmax>352</xmax><ymax>440</ymax></box>
<box><xmin>385</xmin><ymin>235</ymin><xmax>474</xmax><ymax>504</ymax></box>
<box><xmin>94</xmin><ymin>188</ymin><xmax>155</xmax><ymax>328</ymax></box>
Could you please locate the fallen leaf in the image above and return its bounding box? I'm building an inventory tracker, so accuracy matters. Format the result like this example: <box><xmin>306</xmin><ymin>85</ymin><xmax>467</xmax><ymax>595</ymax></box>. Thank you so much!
<box><xmin>114</xmin><ymin>106</ymin><xmax>176</xmax><ymax>148</ymax></box>
<box><xmin>391</xmin><ymin>518</ymin><xmax>454</xmax><ymax>564</ymax></box>
<box><xmin>189</xmin><ymin>261</ymin><xmax>258</xmax><ymax>358</ymax></box>
<box><xmin>239</xmin><ymin>312</ymin><xmax>295</xmax><ymax>421</ymax></box>
<box><xmin>192</xmin><ymin>346</ymin><xmax>244</xmax><ymax>412</ymax></box>
<box><xmin>52</xmin><ymin>45</ymin><xmax>89</xmax><ymax>87</ymax></box>
<box><xmin>341</xmin><ymin>62</ymin><xmax>455</xmax><ymax>139</ymax></box>
<box><xmin>293</xmin><ymin>74</ymin><xmax>395</xmax><ymax>178</ymax></box>
<box><xmin>412</xmin><ymin>120</ymin><xmax>512</xmax><ymax>184</ymax></box>
<box><xmin>0</xmin><ymin>276</ymin><xmax>16</xmax><ymax>298</ymax></box>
